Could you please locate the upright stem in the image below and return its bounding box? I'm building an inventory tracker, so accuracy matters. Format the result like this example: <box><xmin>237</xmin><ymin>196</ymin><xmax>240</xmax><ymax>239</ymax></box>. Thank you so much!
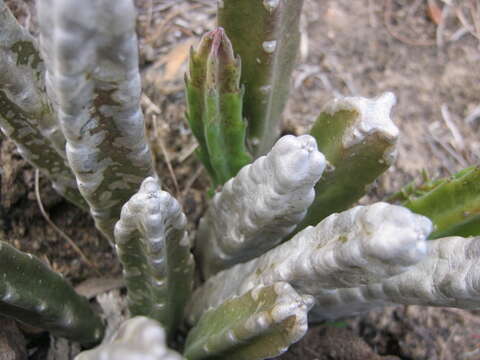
<box><xmin>218</xmin><ymin>0</ymin><xmax>304</xmax><ymax>156</ymax></box>
<box><xmin>37</xmin><ymin>0</ymin><xmax>155</xmax><ymax>241</ymax></box>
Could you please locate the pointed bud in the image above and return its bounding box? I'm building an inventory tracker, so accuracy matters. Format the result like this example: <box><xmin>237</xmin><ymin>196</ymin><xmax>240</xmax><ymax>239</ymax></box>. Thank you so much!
<box><xmin>188</xmin><ymin>30</ymin><xmax>214</xmax><ymax>88</ymax></box>
<box><xmin>205</xmin><ymin>27</ymin><xmax>241</xmax><ymax>94</ymax></box>
<box><xmin>185</xmin><ymin>28</ymin><xmax>251</xmax><ymax>186</ymax></box>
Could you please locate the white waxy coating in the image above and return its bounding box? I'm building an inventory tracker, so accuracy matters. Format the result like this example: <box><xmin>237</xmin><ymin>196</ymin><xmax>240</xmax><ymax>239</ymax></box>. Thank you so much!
<box><xmin>75</xmin><ymin>317</ymin><xmax>184</xmax><ymax>360</ymax></box>
<box><xmin>263</xmin><ymin>0</ymin><xmax>280</xmax><ymax>12</ymax></box>
<box><xmin>188</xmin><ymin>203</ymin><xmax>432</xmax><ymax>324</ymax></box>
<box><xmin>262</xmin><ymin>40</ymin><xmax>277</xmax><ymax>53</ymax></box>
<box><xmin>309</xmin><ymin>236</ymin><xmax>480</xmax><ymax>321</ymax></box>
<box><xmin>240</xmin><ymin>282</ymin><xmax>313</xmax><ymax>343</ymax></box>
<box><xmin>114</xmin><ymin>177</ymin><xmax>194</xmax><ymax>335</ymax></box>
<box><xmin>115</xmin><ymin>178</ymin><xmax>188</xmax><ymax>241</ymax></box>
<box><xmin>196</xmin><ymin>134</ymin><xmax>326</xmax><ymax>277</ymax></box>
<box><xmin>37</xmin><ymin>0</ymin><xmax>154</xmax><ymax>240</ymax></box>
<box><xmin>323</xmin><ymin>92</ymin><xmax>398</xmax><ymax>148</ymax></box>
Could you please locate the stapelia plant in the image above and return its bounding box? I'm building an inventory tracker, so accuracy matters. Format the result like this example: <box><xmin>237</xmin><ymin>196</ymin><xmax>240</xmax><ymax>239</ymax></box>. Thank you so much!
<box><xmin>389</xmin><ymin>166</ymin><xmax>480</xmax><ymax>239</ymax></box>
<box><xmin>76</xmin><ymin>317</ymin><xmax>183</xmax><ymax>360</ymax></box>
<box><xmin>218</xmin><ymin>0</ymin><xmax>304</xmax><ymax>156</ymax></box>
<box><xmin>0</xmin><ymin>0</ymin><xmax>86</xmax><ymax>210</ymax></box>
<box><xmin>114</xmin><ymin>177</ymin><xmax>194</xmax><ymax>338</ymax></box>
<box><xmin>37</xmin><ymin>0</ymin><xmax>155</xmax><ymax>242</ymax></box>
<box><xmin>1</xmin><ymin>0</ymin><xmax>480</xmax><ymax>359</ymax></box>
<box><xmin>185</xmin><ymin>28</ymin><xmax>251</xmax><ymax>187</ymax></box>
<box><xmin>0</xmin><ymin>239</ymin><xmax>104</xmax><ymax>346</ymax></box>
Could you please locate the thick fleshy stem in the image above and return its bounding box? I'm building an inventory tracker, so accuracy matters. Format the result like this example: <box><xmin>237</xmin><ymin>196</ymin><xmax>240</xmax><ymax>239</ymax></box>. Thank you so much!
<box><xmin>195</xmin><ymin>134</ymin><xmax>326</xmax><ymax>278</ymax></box>
<box><xmin>184</xmin><ymin>282</ymin><xmax>313</xmax><ymax>360</ymax></box>
<box><xmin>218</xmin><ymin>0</ymin><xmax>304</xmax><ymax>156</ymax></box>
<box><xmin>294</xmin><ymin>93</ymin><xmax>399</xmax><ymax>235</ymax></box>
<box><xmin>309</xmin><ymin>235</ymin><xmax>480</xmax><ymax>321</ymax></box>
<box><xmin>0</xmin><ymin>240</ymin><xmax>104</xmax><ymax>346</ymax></box>
<box><xmin>0</xmin><ymin>0</ymin><xmax>65</xmax><ymax>155</ymax></box>
<box><xmin>37</xmin><ymin>0</ymin><xmax>155</xmax><ymax>242</ymax></box>
<box><xmin>188</xmin><ymin>203</ymin><xmax>432</xmax><ymax>324</ymax></box>
<box><xmin>0</xmin><ymin>0</ymin><xmax>86</xmax><ymax>210</ymax></box>
<box><xmin>75</xmin><ymin>317</ymin><xmax>184</xmax><ymax>360</ymax></box>
<box><xmin>185</xmin><ymin>28</ymin><xmax>251</xmax><ymax>186</ymax></box>
<box><xmin>114</xmin><ymin>177</ymin><xmax>194</xmax><ymax>338</ymax></box>
<box><xmin>395</xmin><ymin>166</ymin><xmax>480</xmax><ymax>239</ymax></box>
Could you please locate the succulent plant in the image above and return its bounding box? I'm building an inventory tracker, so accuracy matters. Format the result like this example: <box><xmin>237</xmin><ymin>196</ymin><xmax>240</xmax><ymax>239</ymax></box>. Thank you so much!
<box><xmin>0</xmin><ymin>0</ymin><xmax>86</xmax><ymax>210</ymax></box>
<box><xmin>185</xmin><ymin>28</ymin><xmax>251</xmax><ymax>187</ymax></box>
<box><xmin>184</xmin><ymin>282</ymin><xmax>313</xmax><ymax>360</ymax></box>
<box><xmin>114</xmin><ymin>177</ymin><xmax>194</xmax><ymax>338</ymax></box>
<box><xmin>308</xmin><ymin>234</ymin><xmax>480</xmax><ymax>321</ymax></box>
<box><xmin>0</xmin><ymin>239</ymin><xmax>103</xmax><ymax>346</ymax></box>
<box><xmin>195</xmin><ymin>134</ymin><xmax>326</xmax><ymax>277</ymax></box>
<box><xmin>187</xmin><ymin>202</ymin><xmax>432</xmax><ymax>324</ymax></box>
<box><xmin>217</xmin><ymin>0</ymin><xmax>304</xmax><ymax>156</ymax></box>
<box><xmin>389</xmin><ymin>165</ymin><xmax>480</xmax><ymax>239</ymax></box>
<box><xmin>1</xmin><ymin>0</ymin><xmax>480</xmax><ymax>359</ymax></box>
<box><xmin>294</xmin><ymin>92</ymin><xmax>399</xmax><ymax>234</ymax></box>
<box><xmin>75</xmin><ymin>316</ymin><xmax>183</xmax><ymax>360</ymax></box>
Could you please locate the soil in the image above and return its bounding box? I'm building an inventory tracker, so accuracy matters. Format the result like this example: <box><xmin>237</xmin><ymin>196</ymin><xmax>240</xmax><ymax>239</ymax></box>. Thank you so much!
<box><xmin>1</xmin><ymin>0</ymin><xmax>480</xmax><ymax>359</ymax></box>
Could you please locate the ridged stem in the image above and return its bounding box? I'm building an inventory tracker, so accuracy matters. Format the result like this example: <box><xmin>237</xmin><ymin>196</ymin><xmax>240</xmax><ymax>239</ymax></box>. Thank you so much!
<box><xmin>310</xmin><ymin>235</ymin><xmax>480</xmax><ymax>321</ymax></box>
<box><xmin>37</xmin><ymin>0</ymin><xmax>155</xmax><ymax>241</ymax></box>
<box><xmin>114</xmin><ymin>177</ymin><xmax>194</xmax><ymax>338</ymax></box>
<box><xmin>295</xmin><ymin>93</ymin><xmax>398</xmax><ymax>235</ymax></box>
<box><xmin>195</xmin><ymin>135</ymin><xmax>325</xmax><ymax>278</ymax></box>
<box><xmin>184</xmin><ymin>282</ymin><xmax>312</xmax><ymax>360</ymax></box>
<box><xmin>188</xmin><ymin>203</ymin><xmax>432</xmax><ymax>324</ymax></box>
<box><xmin>0</xmin><ymin>240</ymin><xmax>103</xmax><ymax>345</ymax></box>
<box><xmin>0</xmin><ymin>0</ymin><xmax>86</xmax><ymax>209</ymax></box>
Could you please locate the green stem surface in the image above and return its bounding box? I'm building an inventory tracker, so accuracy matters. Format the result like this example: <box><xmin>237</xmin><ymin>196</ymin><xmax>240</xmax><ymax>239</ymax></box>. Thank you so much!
<box><xmin>114</xmin><ymin>177</ymin><xmax>194</xmax><ymax>338</ymax></box>
<box><xmin>295</xmin><ymin>93</ymin><xmax>398</xmax><ymax>234</ymax></box>
<box><xmin>185</xmin><ymin>282</ymin><xmax>312</xmax><ymax>360</ymax></box>
<box><xmin>218</xmin><ymin>0</ymin><xmax>304</xmax><ymax>156</ymax></box>
<box><xmin>401</xmin><ymin>166</ymin><xmax>480</xmax><ymax>239</ymax></box>
<box><xmin>0</xmin><ymin>240</ymin><xmax>103</xmax><ymax>345</ymax></box>
<box><xmin>186</xmin><ymin>29</ymin><xmax>250</xmax><ymax>186</ymax></box>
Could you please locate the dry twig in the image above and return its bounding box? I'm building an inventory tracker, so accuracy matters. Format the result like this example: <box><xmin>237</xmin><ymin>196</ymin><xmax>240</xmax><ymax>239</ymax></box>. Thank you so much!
<box><xmin>34</xmin><ymin>170</ymin><xmax>101</xmax><ymax>276</ymax></box>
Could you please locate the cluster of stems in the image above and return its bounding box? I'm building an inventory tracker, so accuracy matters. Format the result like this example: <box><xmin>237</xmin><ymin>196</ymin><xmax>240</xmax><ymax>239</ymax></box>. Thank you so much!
<box><xmin>1</xmin><ymin>0</ymin><xmax>480</xmax><ymax>359</ymax></box>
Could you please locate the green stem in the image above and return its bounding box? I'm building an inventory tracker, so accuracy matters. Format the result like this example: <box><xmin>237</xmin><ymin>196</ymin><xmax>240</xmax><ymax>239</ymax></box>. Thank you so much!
<box><xmin>114</xmin><ymin>178</ymin><xmax>194</xmax><ymax>339</ymax></box>
<box><xmin>185</xmin><ymin>282</ymin><xmax>312</xmax><ymax>360</ymax></box>
<box><xmin>0</xmin><ymin>240</ymin><xmax>103</xmax><ymax>345</ymax></box>
<box><xmin>186</xmin><ymin>29</ymin><xmax>251</xmax><ymax>186</ymax></box>
<box><xmin>295</xmin><ymin>93</ymin><xmax>398</xmax><ymax>234</ymax></box>
<box><xmin>402</xmin><ymin>166</ymin><xmax>480</xmax><ymax>239</ymax></box>
<box><xmin>218</xmin><ymin>0</ymin><xmax>304</xmax><ymax>156</ymax></box>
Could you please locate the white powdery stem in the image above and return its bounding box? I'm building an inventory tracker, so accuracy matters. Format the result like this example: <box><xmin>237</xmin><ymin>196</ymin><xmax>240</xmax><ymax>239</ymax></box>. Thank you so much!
<box><xmin>37</xmin><ymin>0</ymin><xmax>155</xmax><ymax>241</ymax></box>
<box><xmin>309</xmin><ymin>235</ymin><xmax>480</xmax><ymax>321</ymax></box>
<box><xmin>75</xmin><ymin>317</ymin><xmax>184</xmax><ymax>360</ymax></box>
<box><xmin>323</xmin><ymin>92</ymin><xmax>399</xmax><ymax>149</ymax></box>
<box><xmin>188</xmin><ymin>203</ymin><xmax>432</xmax><ymax>324</ymax></box>
<box><xmin>114</xmin><ymin>177</ymin><xmax>194</xmax><ymax>337</ymax></box>
<box><xmin>196</xmin><ymin>134</ymin><xmax>326</xmax><ymax>277</ymax></box>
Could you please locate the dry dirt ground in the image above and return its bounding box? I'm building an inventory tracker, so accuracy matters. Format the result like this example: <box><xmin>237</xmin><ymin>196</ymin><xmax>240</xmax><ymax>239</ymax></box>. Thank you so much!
<box><xmin>1</xmin><ymin>0</ymin><xmax>480</xmax><ymax>359</ymax></box>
